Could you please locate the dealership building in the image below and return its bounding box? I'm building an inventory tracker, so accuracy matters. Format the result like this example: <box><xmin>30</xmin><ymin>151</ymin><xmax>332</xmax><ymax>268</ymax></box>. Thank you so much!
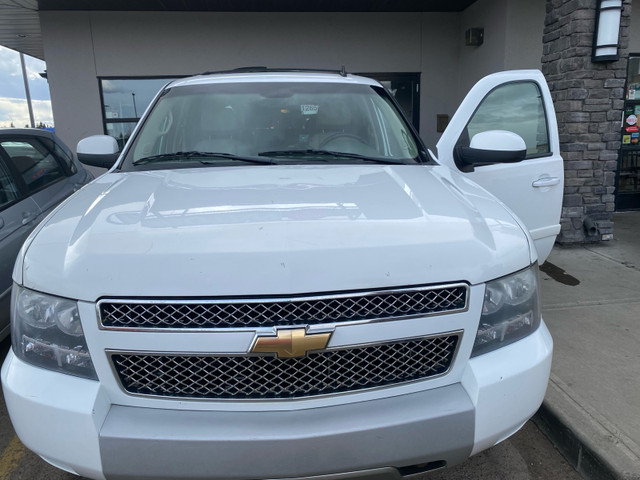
<box><xmin>0</xmin><ymin>0</ymin><xmax>638</xmax><ymax>243</ymax></box>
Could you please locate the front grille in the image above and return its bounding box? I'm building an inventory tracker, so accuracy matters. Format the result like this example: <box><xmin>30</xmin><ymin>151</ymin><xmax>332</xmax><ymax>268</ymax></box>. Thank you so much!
<box><xmin>111</xmin><ymin>334</ymin><xmax>460</xmax><ymax>399</ymax></box>
<box><xmin>99</xmin><ymin>284</ymin><xmax>468</xmax><ymax>329</ymax></box>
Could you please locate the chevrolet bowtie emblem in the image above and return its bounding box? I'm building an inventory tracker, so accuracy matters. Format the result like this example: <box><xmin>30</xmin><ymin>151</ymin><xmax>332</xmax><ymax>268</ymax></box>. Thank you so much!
<box><xmin>251</xmin><ymin>328</ymin><xmax>332</xmax><ymax>358</ymax></box>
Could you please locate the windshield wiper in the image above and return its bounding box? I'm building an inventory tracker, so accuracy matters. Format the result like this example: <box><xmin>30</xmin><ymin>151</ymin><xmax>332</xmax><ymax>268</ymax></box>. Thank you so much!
<box><xmin>133</xmin><ymin>151</ymin><xmax>274</xmax><ymax>166</ymax></box>
<box><xmin>258</xmin><ymin>149</ymin><xmax>408</xmax><ymax>165</ymax></box>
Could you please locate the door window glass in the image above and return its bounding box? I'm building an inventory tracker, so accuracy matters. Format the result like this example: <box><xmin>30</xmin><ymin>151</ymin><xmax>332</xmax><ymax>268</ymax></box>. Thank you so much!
<box><xmin>463</xmin><ymin>82</ymin><xmax>550</xmax><ymax>157</ymax></box>
<box><xmin>0</xmin><ymin>140</ymin><xmax>66</xmax><ymax>193</ymax></box>
<box><xmin>0</xmin><ymin>160</ymin><xmax>19</xmax><ymax>210</ymax></box>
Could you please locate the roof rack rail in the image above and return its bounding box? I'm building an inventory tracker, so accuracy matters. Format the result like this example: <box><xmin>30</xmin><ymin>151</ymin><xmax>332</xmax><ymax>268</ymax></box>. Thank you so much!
<box><xmin>199</xmin><ymin>66</ymin><xmax>348</xmax><ymax>77</ymax></box>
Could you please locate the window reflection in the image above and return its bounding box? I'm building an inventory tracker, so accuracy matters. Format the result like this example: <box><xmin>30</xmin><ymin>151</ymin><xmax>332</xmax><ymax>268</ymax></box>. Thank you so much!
<box><xmin>106</xmin><ymin>122</ymin><xmax>138</xmax><ymax>151</ymax></box>
<box><xmin>100</xmin><ymin>78</ymin><xmax>182</xmax><ymax>150</ymax></box>
<box><xmin>466</xmin><ymin>82</ymin><xmax>549</xmax><ymax>157</ymax></box>
<box><xmin>1</xmin><ymin>139</ymin><xmax>66</xmax><ymax>193</ymax></box>
<box><xmin>101</xmin><ymin>78</ymin><xmax>175</xmax><ymax>121</ymax></box>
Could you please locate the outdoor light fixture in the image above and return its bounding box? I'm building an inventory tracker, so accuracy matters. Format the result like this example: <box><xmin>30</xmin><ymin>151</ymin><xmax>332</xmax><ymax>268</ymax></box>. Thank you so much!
<box><xmin>592</xmin><ymin>0</ymin><xmax>623</xmax><ymax>62</ymax></box>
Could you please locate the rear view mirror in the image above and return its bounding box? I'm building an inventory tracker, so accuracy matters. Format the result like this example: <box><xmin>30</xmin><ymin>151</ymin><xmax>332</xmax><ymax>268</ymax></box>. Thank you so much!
<box><xmin>456</xmin><ymin>130</ymin><xmax>526</xmax><ymax>169</ymax></box>
<box><xmin>77</xmin><ymin>135</ymin><xmax>120</xmax><ymax>168</ymax></box>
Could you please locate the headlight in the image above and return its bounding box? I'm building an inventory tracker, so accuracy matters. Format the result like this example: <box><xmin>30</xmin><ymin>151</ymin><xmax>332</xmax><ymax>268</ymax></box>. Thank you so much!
<box><xmin>11</xmin><ymin>285</ymin><xmax>97</xmax><ymax>380</ymax></box>
<box><xmin>471</xmin><ymin>265</ymin><xmax>541</xmax><ymax>357</ymax></box>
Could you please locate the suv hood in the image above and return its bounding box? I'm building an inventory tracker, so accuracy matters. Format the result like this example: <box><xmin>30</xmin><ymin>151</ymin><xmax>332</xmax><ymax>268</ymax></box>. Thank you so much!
<box><xmin>20</xmin><ymin>165</ymin><xmax>531</xmax><ymax>301</ymax></box>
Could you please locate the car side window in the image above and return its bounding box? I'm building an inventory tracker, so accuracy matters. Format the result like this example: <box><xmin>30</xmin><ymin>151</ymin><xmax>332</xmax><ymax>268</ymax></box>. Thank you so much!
<box><xmin>41</xmin><ymin>138</ymin><xmax>77</xmax><ymax>175</ymax></box>
<box><xmin>0</xmin><ymin>159</ymin><xmax>20</xmax><ymax>211</ymax></box>
<box><xmin>460</xmin><ymin>82</ymin><xmax>550</xmax><ymax>158</ymax></box>
<box><xmin>0</xmin><ymin>139</ymin><xmax>67</xmax><ymax>194</ymax></box>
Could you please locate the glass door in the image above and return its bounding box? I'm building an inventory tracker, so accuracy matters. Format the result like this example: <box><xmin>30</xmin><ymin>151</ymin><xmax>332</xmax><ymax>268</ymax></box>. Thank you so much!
<box><xmin>617</xmin><ymin>56</ymin><xmax>640</xmax><ymax>210</ymax></box>
<box><xmin>362</xmin><ymin>73</ymin><xmax>420</xmax><ymax>131</ymax></box>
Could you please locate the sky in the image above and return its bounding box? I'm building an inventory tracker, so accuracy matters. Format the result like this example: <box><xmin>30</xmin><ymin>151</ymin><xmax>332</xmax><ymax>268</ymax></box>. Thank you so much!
<box><xmin>0</xmin><ymin>46</ymin><xmax>53</xmax><ymax>128</ymax></box>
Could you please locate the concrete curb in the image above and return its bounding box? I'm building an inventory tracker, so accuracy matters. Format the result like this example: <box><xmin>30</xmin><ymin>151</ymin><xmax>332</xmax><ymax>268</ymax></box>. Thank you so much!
<box><xmin>533</xmin><ymin>374</ymin><xmax>640</xmax><ymax>480</ymax></box>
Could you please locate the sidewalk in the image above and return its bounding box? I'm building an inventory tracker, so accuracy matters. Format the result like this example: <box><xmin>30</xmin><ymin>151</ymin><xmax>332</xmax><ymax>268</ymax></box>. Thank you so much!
<box><xmin>533</xmin><ymin>211</ymin><xmax>640</xmax><ymax>480</ymax></box>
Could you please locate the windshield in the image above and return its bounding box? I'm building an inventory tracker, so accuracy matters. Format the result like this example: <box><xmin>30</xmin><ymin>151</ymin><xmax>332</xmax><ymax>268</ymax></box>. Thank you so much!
<box><xmin>122</xmin><ymin>81</ymin><xmax>421</xmax><ymax>169</ymax></box>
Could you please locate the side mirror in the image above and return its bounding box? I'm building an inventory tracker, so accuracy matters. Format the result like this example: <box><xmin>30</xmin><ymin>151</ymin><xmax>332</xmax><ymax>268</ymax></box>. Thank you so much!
<box><xmin>77</xmin><ymin>135</ymin><xmax>120</xmax><ymax>168</ymax></box>
<box><xmin>456</xmin><ymin>130</ymin><xmax>526</xmax><ymax>169</ymax></box>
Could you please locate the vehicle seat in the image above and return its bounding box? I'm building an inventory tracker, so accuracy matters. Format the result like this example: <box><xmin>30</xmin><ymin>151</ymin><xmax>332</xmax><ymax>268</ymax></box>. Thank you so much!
<box><xmin>194</xmin><ymin>104</ymin><xmax>248</xmax><ymax>155</ymax></box>
<box><xmin>9</xmin><ymin>156</ymin><xmax>35</xmax><ymax>175</ymax></box>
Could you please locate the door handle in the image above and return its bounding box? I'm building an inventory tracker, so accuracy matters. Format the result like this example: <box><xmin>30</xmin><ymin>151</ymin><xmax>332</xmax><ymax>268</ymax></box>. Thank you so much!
<box><xmin>0</xmin><ymin>217</ymin><xmax>4</xmax><ymax>229</ymax></box>
<box><xmin>532</xmin><ymin>177</ymin><xmax>560</xmax><ymax>188</ymax></box>
<box><xmin>22</xmin><ymin>212</ymin><xmax>38</xmax><ymax>225</ymax></box>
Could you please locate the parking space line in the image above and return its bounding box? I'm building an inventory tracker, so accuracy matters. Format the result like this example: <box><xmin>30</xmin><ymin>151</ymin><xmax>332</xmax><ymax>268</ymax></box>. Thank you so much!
<box><xmin>0</xmin><ymin>436</ymin><xmax>25</xmax><ymax>479</ymax></box>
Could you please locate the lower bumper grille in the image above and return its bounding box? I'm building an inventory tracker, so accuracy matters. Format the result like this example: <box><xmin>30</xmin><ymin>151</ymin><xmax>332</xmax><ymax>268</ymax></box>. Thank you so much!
<box><xmin>111</xmin><ymin>333</ymin><xmax>460</xmax><ymax>399</ymax></box>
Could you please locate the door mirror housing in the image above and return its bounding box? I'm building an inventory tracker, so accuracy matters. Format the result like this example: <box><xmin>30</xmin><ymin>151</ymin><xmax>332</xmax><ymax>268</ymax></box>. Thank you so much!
<box><xmin>457</xmin><ymin>130</ymin><xmax>526</xmax><ymax>169</ymax></box>
<box><xmin>77</xmin><ymin>135</ymin><xmax>120</xmax><ymax>168</ymax></box>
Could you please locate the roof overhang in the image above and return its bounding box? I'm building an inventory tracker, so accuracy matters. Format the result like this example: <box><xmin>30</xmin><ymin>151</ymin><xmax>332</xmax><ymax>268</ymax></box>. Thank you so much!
<box><xmin>0</xmin><ymin>0</ymin><xmax>42</xmax><ymax>59</ymax></box>
<box><xmin>0</xmin><ymin>0</ymin><xmax>477</xmax><ymax>60</ymax></box>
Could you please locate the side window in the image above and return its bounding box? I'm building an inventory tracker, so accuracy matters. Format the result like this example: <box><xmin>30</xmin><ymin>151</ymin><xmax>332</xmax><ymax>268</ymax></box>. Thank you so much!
<box><xmin>462</xmin><ymin>82</ymin><xmax>550</xmax><ymax>157</ymax></box>
<box><xmin>0</xmin><ymin>139</ymin><xmax>67</xmax><ymax>193</ymax></box>
<box><xmin>0</xmin><ymin>159</ymin><xmax>20</xmax><ymax>211</ymax></box>
<box><xmin>40</xmin><ymin>137</ymin><xmax>77</xmax><ymax>175</ymax></box>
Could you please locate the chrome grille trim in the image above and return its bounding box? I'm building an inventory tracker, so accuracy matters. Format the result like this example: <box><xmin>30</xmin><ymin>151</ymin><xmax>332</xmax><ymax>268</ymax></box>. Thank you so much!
<box><xmin>98</xmin><ymin>284</ymin><xmax>469</xmax><ymax>331</ymax></box>
<box><xmin>109</xmin><ymin>332</ymin><xmax>461</xmax><ymax>400</ymax></box>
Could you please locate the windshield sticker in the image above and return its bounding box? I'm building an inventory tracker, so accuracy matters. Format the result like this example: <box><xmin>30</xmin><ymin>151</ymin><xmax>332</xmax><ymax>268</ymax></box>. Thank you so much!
<box><xmin>301</xmin><ymin>105</ymin><xmax>319</xmax><ymax>115</ymax></box>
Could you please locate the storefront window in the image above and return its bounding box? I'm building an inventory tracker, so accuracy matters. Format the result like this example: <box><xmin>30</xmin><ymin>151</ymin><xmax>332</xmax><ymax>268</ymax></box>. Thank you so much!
<box><xmin>100</xmin><ymin>78</ymin><xmax>182</xmax><ymax>149</ymax></box>
<box><xmin>363</xmin><ymin>73</ymin><xmax>420</xmax><ymax>130</ymax></box>
<box><xmin>105</xmin><ymin>122</ymin><xmax>138</xmax><ymax>151</ymax></box>
<box><xmin>618</xmin><ymin>56</ymin><xmax>640</xmax><ymax>210</ymax></box>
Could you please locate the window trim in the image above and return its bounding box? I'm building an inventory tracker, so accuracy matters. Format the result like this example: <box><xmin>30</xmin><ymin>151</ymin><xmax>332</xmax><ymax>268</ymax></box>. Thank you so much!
<box><xmin>0</xmin><ymin>154</ymin><xmax>23</xmax><ymax>213</ymax></box>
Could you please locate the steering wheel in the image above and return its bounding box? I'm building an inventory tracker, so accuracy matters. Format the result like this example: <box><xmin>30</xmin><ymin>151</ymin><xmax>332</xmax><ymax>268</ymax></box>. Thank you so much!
<box><xmin>318</xmin><ymin>133</ymin><xmax>370</xmax><ymax>149</ymax></box>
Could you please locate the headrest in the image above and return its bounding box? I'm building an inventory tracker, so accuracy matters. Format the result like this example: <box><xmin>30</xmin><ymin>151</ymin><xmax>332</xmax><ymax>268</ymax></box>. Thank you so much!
<box><xmin>200</xmin><ymin>104</ymin><xmax>238</xmax><ymax>135</ymax></box>
<box><xmin>316</xmin><ymin>102</ymin><xmax>351</xmax><ymax>129</ymax></box>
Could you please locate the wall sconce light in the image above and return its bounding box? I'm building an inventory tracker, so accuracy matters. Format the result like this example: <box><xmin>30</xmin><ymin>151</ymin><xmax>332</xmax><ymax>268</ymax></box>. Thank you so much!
<box><xmin>592</xmin><ymin>0</ymin><xmax>623</xmax><ymax>62</ymax></box>
<box><xmin>465</xmin><ymin>28</ymin><xmax>484</xmax><ymax>47</ymax></box>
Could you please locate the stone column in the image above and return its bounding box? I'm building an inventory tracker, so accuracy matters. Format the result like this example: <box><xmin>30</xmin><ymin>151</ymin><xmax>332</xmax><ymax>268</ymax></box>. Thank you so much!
<box><xmin>542</xmin><ymin>0</ymin><xmax>631</xmax><ymax>243</ymax></box>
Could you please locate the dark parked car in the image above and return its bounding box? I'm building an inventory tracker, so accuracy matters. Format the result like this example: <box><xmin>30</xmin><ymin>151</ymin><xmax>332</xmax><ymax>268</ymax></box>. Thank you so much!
<box><xmin>0</xmin><ymin>129</ymin><xmax>94</xmax><ymax>339</ymax></box>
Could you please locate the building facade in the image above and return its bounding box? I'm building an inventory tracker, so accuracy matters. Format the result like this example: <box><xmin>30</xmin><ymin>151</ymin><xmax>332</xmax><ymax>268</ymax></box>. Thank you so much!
<box><xmin>1</xmin><ymin>0</ymin><xmax>638</xmax><ymax>242</ymax></box>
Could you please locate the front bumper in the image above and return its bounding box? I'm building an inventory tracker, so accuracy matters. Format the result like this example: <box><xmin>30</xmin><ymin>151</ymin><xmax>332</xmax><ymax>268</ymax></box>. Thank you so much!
<box><xmin>2</xmin><ymin>321</ymin><xmax>552</xmax><ymax>480</ymax></box>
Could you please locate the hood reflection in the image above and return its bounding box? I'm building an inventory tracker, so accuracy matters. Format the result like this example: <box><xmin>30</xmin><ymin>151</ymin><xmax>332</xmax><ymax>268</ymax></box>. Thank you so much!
<box><xmin>105</xmin><ymin>167</ymin><xmax>424</xmax><ymax>228</ymax></box>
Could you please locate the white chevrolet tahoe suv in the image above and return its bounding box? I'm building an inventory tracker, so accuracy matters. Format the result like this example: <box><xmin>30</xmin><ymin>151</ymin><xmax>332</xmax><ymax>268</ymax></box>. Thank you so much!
<box><xmin>2</xmin><ymin>68</ymin><xmax>563</xmax><ymax>480</ymax></box>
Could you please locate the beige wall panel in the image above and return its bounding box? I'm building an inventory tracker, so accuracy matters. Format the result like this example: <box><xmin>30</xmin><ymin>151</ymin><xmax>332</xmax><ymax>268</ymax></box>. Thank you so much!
<box><xmin>420</xmin><ymin>12</ymin><xmax>461</xmax><ymax>148</ymax></box>
<box><xmin>505</xmin><ymin>0</ymin><xmax>545</xmax><ymax>71</ymax></box>
<box><xmin>459</xmin><ymin>0</ymin><xmax>508</xmax><ymax>95</ymax></box>
<box><xmin>40</xmin><ymin>11</ymin><xmax>104</xmax><ymax>157</ymax></box>
<box><xmin>40</xmin><ymin>10</ymin><xmax>463</xmax><ymax>153</ymax></box>
<box><xmin>88</xmin><ymin>12</ymin><xmax>422</xmax><ymax>75</ymax></box>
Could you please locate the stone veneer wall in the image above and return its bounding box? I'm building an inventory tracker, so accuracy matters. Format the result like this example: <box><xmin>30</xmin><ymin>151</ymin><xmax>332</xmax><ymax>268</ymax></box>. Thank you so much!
<box><xmin>542</xmin><ymin>0</ymin><xmax>631</xmax><ymax>242</ymax></box>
